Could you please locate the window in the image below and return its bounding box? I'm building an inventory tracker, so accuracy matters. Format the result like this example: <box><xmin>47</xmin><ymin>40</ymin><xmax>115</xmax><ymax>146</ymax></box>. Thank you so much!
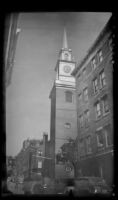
<box><xmin>92</xmin><ymin>57</ymin><xmax>97</xmax><ymax>70</ymax></box>
<box><xmin>32</xmin><ymin>156</ymin><xmax>37</xmax><ymax>169</ymax></box>
<box><xmin>102</xmin><ymin>95</ymin><xmax>109</xmax><ymax>114</ymax></box>
<box><xmin>83</xmin><ymin>87</ymin><xmax>88</xmax><ymax>102</ymax></box>
<box><xmin>37</xmin><ymin>150</ymin><xmax>42</xmax><ymax>156</ymax></box>
<box><xmin>86</xmin><ymin>136</ymin><xmax>92</xmax><ymax>154</ymax></box>
<box><xmin>38</xmin><ymin>161</ymin><xmax>42</xmax><ymax>168</ymax></box>
<box><xmin>82</xmin><ymin>68</ymin><xmax>86</xmax><ymax>76</ymax></box>
<box><xmin>64</xmin><ymin>123</ymin><xmax>71</xmax><ymax>129</ymax></box>
<box><xmin>77</xmin><ymin>73</ymin><xmax>81</xmax><ymax>81</ymax></box>
<box><xmin>65</xmin><ymin>91</ymin><xmax>73</xmax><ymax>103</ymax></box>
<box><xmin>109</xmin><ymin>39</ymin><xmax>113</xmax><ymax>51</ymax></box>
<box><xmin>79</xmin><ymin>139</ymin><xmax>85</xmax><ymax>156</ymax></box>
<box><xmin>78</xmin><ymin>93</ymin><xmax>82</xmax><ymax>102</ymax></box>
<box><xmin>100</xmin><ymin>70</ymin><xmax>106</xmax><ymax>88</ymax></box>
<box><xmin>98</xmin><ymin>50</ymin><xmax>103</xmax><ymax>63</ymax></box>
<box><xmin>93</xmin><ymin>78</ymin><xmax>98</xmax><ymax>94</ymax></box>
<box><xmin>95</xmin><ymin>101</ymin><xmax>101</xmax><ymax>118</ymax></box>
<box><xmin>64</xmin><ymin>53</ymin><xmax>69</xmax><ymax>60</ymax></box>
<box><xmin>84</xmin><ymin>110</ymin><xmax>90</xmax><ymax>127</ymax></box>
<box><xmin>79</xmin><ymin>115</ymin><xmax>84</xmax><ymax>128</ymax></box>
<box><xmin>104</xmin><ymin>124</ymin><xmax>113</xmax><ymax>146</ymax></box>
<box><xmin>96</xmin><ymin>130</ymin><xmax>104</xmax><ymax>147</ymax></box>
<box><xmin>56</xmin><ymin>152</ymin><xmax>63</xmax><ymax>164</ymax></box>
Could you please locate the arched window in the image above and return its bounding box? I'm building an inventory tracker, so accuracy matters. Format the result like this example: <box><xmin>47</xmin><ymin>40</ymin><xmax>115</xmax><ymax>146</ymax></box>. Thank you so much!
<box><xmin>65</xmin><ymin>91</ymin><xmax>73</xmax><ymax>103</ymax></box>
<box><xmin>64</xmin><ymin>52</ymin><xmax>69</xmax><ymax>60</ymax></box>
<box><xmin>64</xmin><ymin>122</ymin><xmax>71</xmax><ymax>129</ymax></box>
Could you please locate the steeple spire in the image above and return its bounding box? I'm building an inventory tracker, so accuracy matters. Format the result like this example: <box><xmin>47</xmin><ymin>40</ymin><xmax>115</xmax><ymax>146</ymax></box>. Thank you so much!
<box><xmin>63</xmin><ymin>28</ymin><xmax>68</xmax><ymax>49</ymax></box>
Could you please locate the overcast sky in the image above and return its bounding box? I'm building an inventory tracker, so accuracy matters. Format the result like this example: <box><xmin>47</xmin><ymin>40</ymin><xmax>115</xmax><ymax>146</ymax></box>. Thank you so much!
<box><xmin>6</xmin><ymin>12</ymin><xmax>111</xmax><ymax>156</ymax></box>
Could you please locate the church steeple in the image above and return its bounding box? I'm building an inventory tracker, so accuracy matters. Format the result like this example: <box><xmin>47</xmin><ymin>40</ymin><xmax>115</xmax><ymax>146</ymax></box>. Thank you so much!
<box><xmin>63</xmin><ymin>28</ymin><xmax>68</xmax><ymax>49</ymax></box>
<box><xmin>49</xmin><ymin>26</ymin><xmax>77</xmax><ymax>181</ymax></box>
<box><xmin>57</xmin><ymin>27</ymin><xmax>75</xmax><ymax>63</ymax></box>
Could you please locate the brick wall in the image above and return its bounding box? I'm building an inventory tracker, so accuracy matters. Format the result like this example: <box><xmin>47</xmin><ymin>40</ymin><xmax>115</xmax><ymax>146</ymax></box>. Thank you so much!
<box><xmin>74</xmin><ymin>17</ymin><xmax>114</xmax><ymax>185</ymax></box>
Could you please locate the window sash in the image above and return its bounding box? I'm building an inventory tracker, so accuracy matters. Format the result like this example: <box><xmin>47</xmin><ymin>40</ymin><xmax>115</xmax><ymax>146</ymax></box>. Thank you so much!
<box><xmin>100</xmin><ymin>71</ymin><xmax>106</xmax><ymax>87</ymax></box>
<box><xmin>79</xmin><ymin>115</ymin><xmax>84</xmax><ymax>128</ymax></box>
<box><xmin>84</xmin><ymin>88</ymin><xmax>88</xmax><ymax>101</ymax></box>
<box><xmin>92</xmin><ymin>58</ymin><xmax>97</xmax><ymax>69</ymax></box>
<box><xmin>98</xmin><ymin>50</ymin><xmax>103</xmax><ymax>62</ymax></box>
<box><xmin>102</xmin><ymin>98</ymin><xmax>109</xmax><ymax>113</ymax></box>
<box><xmin>85</xmin><ymin>111</ymin><xmax>89</xmax><ymax>126</ymax></box>
<box><xmin>104</xmin><ymin>126</ymin><xmax>113</xmax><ymax>146</ymax></box>
<box><xmin>86</xmin><ymin>137</ymin><xmax>92</xmax><ymax>153</ymax></box>
<box><xmin>96</xmin><ymin>102</ymin><xmax>101</xmax><ymax>117</ymax></box>
<box><xmin>93</xmin><ymin>78</ymin><xmax>98</xmax><ymax>93</ymax></box>
<box><xmin>97</xmin><ymin>131</ymin><xmax>104</xmax><ymax>147</ymax></box>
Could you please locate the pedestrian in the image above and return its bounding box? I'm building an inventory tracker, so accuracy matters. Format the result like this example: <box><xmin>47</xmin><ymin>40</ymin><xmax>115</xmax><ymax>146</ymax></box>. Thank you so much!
<box><xmin>69</xmin><ymin>189</ymin><xmax>74</xmax><ymax>196</ymax></box>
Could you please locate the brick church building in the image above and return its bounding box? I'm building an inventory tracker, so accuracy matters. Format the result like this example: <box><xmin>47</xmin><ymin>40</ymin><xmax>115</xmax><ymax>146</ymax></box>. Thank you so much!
<box><xmin>49</xmin><ymin>29</ymin><xmax>77</xmax><ymax>179</ymax></box>
<box><xmin>49</xmin><ymin>14</ymin><xmax>114</xmax><ymax>186</ymax></box>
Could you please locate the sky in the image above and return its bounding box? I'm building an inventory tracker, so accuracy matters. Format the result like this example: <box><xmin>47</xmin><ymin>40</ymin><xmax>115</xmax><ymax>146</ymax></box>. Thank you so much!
<box><xmin>6</xmin><ymin>12</ymin><xmax>111</xmax><ymax>157</ymax></box>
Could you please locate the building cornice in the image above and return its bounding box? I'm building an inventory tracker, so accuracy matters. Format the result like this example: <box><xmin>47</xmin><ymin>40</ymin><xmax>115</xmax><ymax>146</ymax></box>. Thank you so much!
<box><xmin>72</xmin><ymin>15</ymin><xmax>113</xmax><ymax>76</ymax></box>
<box><xmin>79</xmin><ymin>149</ymin><xmax>113</xmax><ymax>161</ymax></box>
<box><xmin>49</xmin><ymin>81</ymin><xmax>76</xmax><ymax>99</ymax></box>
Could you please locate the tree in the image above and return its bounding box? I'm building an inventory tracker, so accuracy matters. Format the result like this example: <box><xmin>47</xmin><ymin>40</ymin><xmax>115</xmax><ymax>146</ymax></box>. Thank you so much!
<box><xmin>61</xmin><ymin>139</ymin><xmax>75</xmax><ymax>164</ymax></box>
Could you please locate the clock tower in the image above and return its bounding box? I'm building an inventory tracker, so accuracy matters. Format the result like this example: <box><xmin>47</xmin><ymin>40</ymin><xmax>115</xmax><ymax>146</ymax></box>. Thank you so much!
<box><xmin>55</xmin><ymin>28</ymin><xmax>76</xmax><ymax>87</ymax></box>
<box><xmin>49</xmin><ymin>29</ymin><xmax>77</xmax><ymax>179</ymax></box>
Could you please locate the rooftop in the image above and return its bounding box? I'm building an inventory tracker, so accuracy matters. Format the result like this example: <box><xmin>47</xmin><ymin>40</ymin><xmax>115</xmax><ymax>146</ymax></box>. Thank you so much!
<box><xmin>72</xmin><ymin>14</ymin><xmax>113</xmax><ymax>76</ymax></box>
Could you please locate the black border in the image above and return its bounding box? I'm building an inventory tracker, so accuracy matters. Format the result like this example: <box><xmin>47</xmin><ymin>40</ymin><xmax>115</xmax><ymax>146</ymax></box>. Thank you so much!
<box><xmin>1</xmin><ymin>6</ymin><xmax>118</xmax><ymax>200</ymax></box>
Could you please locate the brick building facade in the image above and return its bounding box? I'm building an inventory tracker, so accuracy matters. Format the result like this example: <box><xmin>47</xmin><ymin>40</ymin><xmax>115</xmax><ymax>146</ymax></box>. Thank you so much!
<box><xmin>49</xmin><ymin>29</ymin><xmax>77</xmax><ymax>179</ymax></box>
<box><xmin>72</xmin><ymin>15</ymin><xmax>114</xmax><ymax>186</ymax></box>
<box><xmin>15</xmin><ymin>134</ymin><xmax>52</xmax><ymax>181</ymax></box>
<box><xmin>6</xmin><ymin>156</ymin><xmax>16</xmax><ymax>177</ymax></box>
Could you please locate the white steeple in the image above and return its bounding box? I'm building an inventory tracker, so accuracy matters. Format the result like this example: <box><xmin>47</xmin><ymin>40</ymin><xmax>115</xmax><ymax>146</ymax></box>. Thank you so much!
<box><xmin>63</xmin><ymin>28</ymin><xmax>68</xmax><ymax>49</ymax></box>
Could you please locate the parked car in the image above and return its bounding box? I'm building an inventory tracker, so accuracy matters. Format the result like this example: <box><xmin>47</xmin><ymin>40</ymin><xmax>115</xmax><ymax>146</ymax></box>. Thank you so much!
<box><xmin>54</xmin><ymin>177</ymin><xmax>112</xmax><ymax>196</ymax></box>
<box><xmin>32</xmin><ymin>183</ymin><xmax>44</xmax><ymax>194</ymax></box>
<box><xmin>74</xmin><ymin>176</ymin><xmax>112</xmax><ymax>196</ymax></box>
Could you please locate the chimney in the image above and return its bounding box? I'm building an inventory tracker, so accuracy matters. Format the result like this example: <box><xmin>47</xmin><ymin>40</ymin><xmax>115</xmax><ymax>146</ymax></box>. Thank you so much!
<box><xmin>43</xmin><ymin>132</ymin><xmax>48</xmax><ymax>142</ymax></box>
<box><xmin>43</xmin><ymin>132</ymin><xmax>48</xmax><ymax>156</ymax></box>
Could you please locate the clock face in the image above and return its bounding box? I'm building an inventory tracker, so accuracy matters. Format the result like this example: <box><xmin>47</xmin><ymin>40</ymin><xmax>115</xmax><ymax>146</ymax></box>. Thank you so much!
<box><xmin>63</xmin><ymin>65</ymin><xmax>71</xmax><ymax>73</ymax></box>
